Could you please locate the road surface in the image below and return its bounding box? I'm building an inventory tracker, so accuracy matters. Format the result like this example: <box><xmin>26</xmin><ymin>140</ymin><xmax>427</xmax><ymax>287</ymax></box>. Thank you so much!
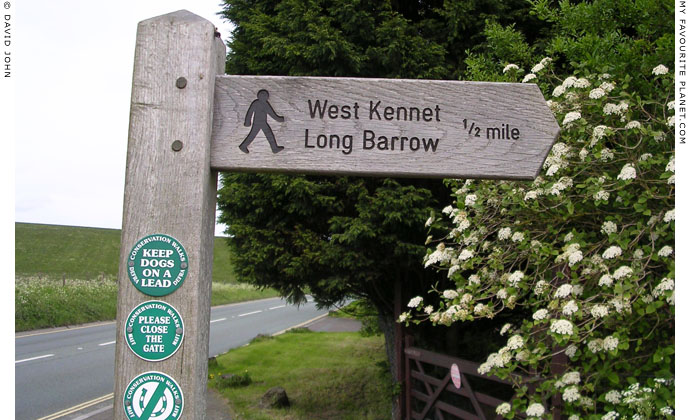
<box><xmin>15</xmin><ymin>297</ymin><xmax>327</xmax><ymax>420</ymax></box>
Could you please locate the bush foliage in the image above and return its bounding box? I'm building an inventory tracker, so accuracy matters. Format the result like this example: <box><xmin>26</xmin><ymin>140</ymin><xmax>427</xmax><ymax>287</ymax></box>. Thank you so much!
<box><xmin>402</xmin><ymin>1</ymin><xmax>675</xmax><ymax>418</ymax></box>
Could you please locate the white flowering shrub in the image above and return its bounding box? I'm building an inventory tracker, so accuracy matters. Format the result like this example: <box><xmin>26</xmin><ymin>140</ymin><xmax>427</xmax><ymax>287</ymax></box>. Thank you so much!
<box><xmin>408</xmin><ymin>60</ymin><xmax>674</xmax><ymax>418</ymax></box>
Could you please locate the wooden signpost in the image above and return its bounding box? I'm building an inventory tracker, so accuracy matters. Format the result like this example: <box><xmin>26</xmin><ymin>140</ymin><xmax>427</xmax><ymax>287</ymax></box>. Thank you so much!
<box><xmin>211</xmin><ymin>76</ymin><xmax>559</xmax><ymax>179</ymax></box>
<box><xmin>115</xmin><ymin>9</ymin><xmax>559</xmax><ymax>420</ymax></box>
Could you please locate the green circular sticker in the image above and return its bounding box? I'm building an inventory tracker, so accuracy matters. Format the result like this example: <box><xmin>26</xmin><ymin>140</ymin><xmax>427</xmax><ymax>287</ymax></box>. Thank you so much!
<box><xmin>124</xmin><ymin>371</ymin><xmax>184</xmax><ymax>420</ymax></box>
<box><xmin>128</xmin><ymin>234</ymin><xmax>188</xmax><ymax>297</ymax></box>
<box><xmin>125</xmin><ymin>300</ymin><xmax>184</xmax><ymax>362</ymax></box>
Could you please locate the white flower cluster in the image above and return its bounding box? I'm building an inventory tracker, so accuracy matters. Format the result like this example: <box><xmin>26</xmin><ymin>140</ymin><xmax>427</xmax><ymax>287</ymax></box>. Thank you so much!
<box><xmin>507</xmin><ymin>335</ymin><xmax>524</xmax><ymax>350</ymax></box>
<box><xmin>589</xmin><ymin>87</ymin><xmax>606</xmax><ymax>99</ymax></box>
<box><xmin>590</xmin><ymin>304</ymin><xmax>609</xmax><ymax>319</ymax></box>
<box><xmin>588</xmin><ymin>336</ymin><xmax>619</xmax><ymax>353</ymax></box>
<box><xmin>599</xmin><ymin>274</ymin><xmax>613</xmax><ymax>287</ymax></box>
<box><xmin>600</xmin><ymin>148</ymin><xmax>614</xmax><ymax>162</ymax></box>
<box><xmin>524</xmin><ymin>190</ymin><xmax>542</xmax><ymax>201</ymax></box>
<box><xmin>666</xmin><ymin>155</ymin><xmax>675</xmax><ymax>173</ymax></box>
<box><xmin>532</xmin><ymin>57</ymin><xmax>551</xmax><ymax>72</ymax></box>
<box><xmin>610</xmin><ymin>296</ymin><xmax>632</xmax><ymax>313</ymax></box>
<box><xmin>503</xmin><ymin>63</ymin><xmax>519</xmax><ymax>73</ymax></box>
<box><xmin>500</xmin><ymin>323</ymin><xmax>512</xmax><ymax>336</ymax></box>
<box><xmin>601</xmin><ymin>221</ymin><xmax>617</xmax><ymax>235</ymax></box>
<box><xmin>617</xmin><ymin>163</ymin><xmax>637</xmax><ymax>180</ymax></box>
<box><xmin>443</xmin><ymin>289</ymin><xmax>459</xmax><ymax>299</ymax></box>
<box><xmin>523</xmin><ymin>73</ymin><xmax>537</xmax><ymax>83</ymax></box>
<box><xmin>498</xmin><ymin>227</ymin><xmax>512</xmax><ymax>240</ymax></box>
<box><xmin>625</xmin><ymin>121</ymin><xmax>642</xmax><ymax>130</ymax></box>
<box><xmin>563</xmin><ymin>386</ymin><xmax>581</xmax><ymax>402</ymax></box>
<box><xmin>495</xmin><ymin>402</ymin><xmax>511</xmax><ymax>415</ymax></box>
<box><xmin>625</xmin><ymin>120</ymin><xmax>641</xmax><ymax>129</ymax></box>
<box><xmin>554</xmin><ymin>284</ymin><xmax>573</xmax><ymax>298</ymax></box>
<box><xmin>550</xmin><ymin>319</ymin><xmax>574</xmax><ymax>335</ymax></box>
<box><xmin>605</xmin><ymin>390</ymin><xmax>621</xmax><ymax>404</ymax></box>
<box><xmin>600</xmin><ymin>81</ymin><xmax>615</xmax><ymax>92</ymax></box>
<box><xmin>603</xmin><ymin>336</ymin><xmax>619</xmax><ymax>351</ymax></box>
<box><xmin>602</xmin><ymin>411</ymin><xmax>620</xmax><ymax>420</ymax></box>
<box><xmin>477</xmin><ymin>349</ymin><xmax>511</xmax><ymax>374</ymax></box>
<box><xmin>563</xmin><ymin>111</ymin><xmax>582</xmax><ymax>126</ymax></box>
<box><xmin>508</xmin><ymin>270</ymin><xmax>524</xmax><ymax>285</ymax></box>
<box><xmin>613</xmin><ymin>266</ymin><xmax>633</xmax><ymax>279</ymax></box>
<box><xmin>652</xmin><ymin>64</ymin><xmax>669</xmax><ymax>75</ymax></box>
<box><xmin>512</xmin><ymin>232</ymin><xmax>525</xmax><ymax>242</ymax></box>
<box><xmin>534</xmin><ymin>280</ymin><xmax>548</xmax><ymax>295</ymax></box>
<box><xmin>425</xmin><ymin>243</ymin><xmax>453</xmax><ymax>268</ymax></box>
<box><xmin>464</xmin><ymin>194</ymin><xmax>477</xmax><ymax>207</ymax></box>
<box><xmin>652</xmin><ymin>278</ymin><xmax>674</xmax><ymax>298</ymax></box>
<box><xmin>594</xmin><ymin>190</ymin><xmax>610</xmax><ymax>201</ymax></box>
<box><xmin>603</xmin><ymin>101</ymin><xmax>629</xmax><ymax>116</ymax></box>
<box><xmin>602</xmin><ymin>245</ymin><xmax>623</xmax><ymax>259</ymax></box>
<box><xmin>525</xmin><ymin>402</ymin><xmax>545</xmax><ymax>417</ymax></box>
<box><xmin>560</xmin><ymin>371</ymin><xmax>581</xmax><ymax>385</ymax></box>
<box><xmin>562</xmin><ymin>300</ymin><xmax>578</xmax><ymax>316</ymax></box>
<box><xmin>565</xmin><ymin>345</ymin><xmax>577</xmax><ymax>358</ymax></box>
<box><xmin>458</xmin><ymin>249</ymin><xmax>474</xmax><ymax>261</ymax></box>
<box><xmin>543</xmin><ymin>142</ymin><xmax>571</xmax><ymax>176</ymax></box>
<box><xmin>533</xmin><ymin>308</ymin><xmax>549</xmax><ymax>321</ymax></box>
<box><xmin>408</xmin><ymin>296</ymin><xmax>423</xmax><ymax>307</ymax></box>
<box><xmin>550</xmin><ymin>176</ymin><xmax>574</xmax><ymax>197</ymax></box>
<box><xmin>556</xmin><ymin>243</ymin><xmax>582</xmax><ymax>266</ymax></box>
<box><xmin>658</xmin><ymin>246</ymin><xmax>673</xmax><ymax>257</ymax></box>
<box><xmin>592</xmin><ymin>125</ymin><xmax>608</xmax><ymax>144</ymax></box>
<box><xmin>664</xmin><ymin>209</ymin><xmax>675</xmax><ymax>222</ymax></box>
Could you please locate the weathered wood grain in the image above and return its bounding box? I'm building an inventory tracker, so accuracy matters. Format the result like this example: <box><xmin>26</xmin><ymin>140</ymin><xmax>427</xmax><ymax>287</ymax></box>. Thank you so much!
<box><xmin>211</xmin><ymin>76</ymin><xmax>560</xmax><ymax>180</ymax></box>
<box><xmin>114</xmin><ymin>10</ymin><xmax>225</xmax><ymax>420</ymax></box>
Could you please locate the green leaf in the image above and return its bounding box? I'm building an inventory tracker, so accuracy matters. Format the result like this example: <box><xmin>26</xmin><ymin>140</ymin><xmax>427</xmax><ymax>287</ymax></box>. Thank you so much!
<box><xmin>608</xmin><ymin>372</ymin><xmax>619</xmax><ymax>384</ymax></box>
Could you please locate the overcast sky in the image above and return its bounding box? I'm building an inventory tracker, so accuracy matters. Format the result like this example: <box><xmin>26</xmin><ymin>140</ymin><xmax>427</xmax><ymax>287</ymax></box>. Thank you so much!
<box><xmin>14</xmin><ymin>1</ymin><xmax>234</xmax><ymax>235</ymax></box>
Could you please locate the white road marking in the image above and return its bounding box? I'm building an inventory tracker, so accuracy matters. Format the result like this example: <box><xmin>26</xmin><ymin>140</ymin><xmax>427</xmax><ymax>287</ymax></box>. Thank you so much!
<box><xmin>15</xmin><ymin>354</ymin><xmax>55</xmax><ymax>364</ymax></box>
<box><xmin>98</xmin><ymin>341</ymin><xmax>116</xmax><ymax>347</ymax></box>
<box><xmin>268</xmin><ymin>305</ymin><xmax>285</xmax><ymax>310</ymax></box>
<box><xmin>238</xmin><ymin>310</ymin><xmax>262</xmax><ymax>317</ymax></box>
<box><xmin>210</xmin><ymin>318</ymin><xmax>227</xmax><ymax>324</ymax></box>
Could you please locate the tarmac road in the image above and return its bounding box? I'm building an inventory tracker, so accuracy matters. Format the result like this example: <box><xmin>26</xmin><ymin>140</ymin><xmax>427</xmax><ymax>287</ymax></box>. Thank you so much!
<box><xmin>15</xmin><ymin>297</ymin><xmax>327</xmax><ymax>420</ymax></box>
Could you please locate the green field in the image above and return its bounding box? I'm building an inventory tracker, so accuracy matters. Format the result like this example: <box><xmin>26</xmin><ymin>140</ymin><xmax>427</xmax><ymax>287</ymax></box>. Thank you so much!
<box><xmin>15</xmin><ymin>223</ymin><xmax>278</xmax><ymax>330</ymax></box>
<box><xmin>210</xmin><ymin>330</ymin><xmax>392</xmax><ymax>420</ymax></box>
<box><xmin>15</xmin><ymin>222</ymin><xmax>239</xmax><ymax>283</ymax></box>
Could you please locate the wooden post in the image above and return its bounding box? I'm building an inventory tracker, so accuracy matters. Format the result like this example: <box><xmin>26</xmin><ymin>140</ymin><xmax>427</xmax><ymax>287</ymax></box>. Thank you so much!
<box><xmin>113</xmin><ymin>10</ymin><xmax>225</xmax><ymax>420</ymax></box>
<box><xmin>394</xmin><ymin>280</ymin><xmax>405</xmax><ymax>420</ymax></box>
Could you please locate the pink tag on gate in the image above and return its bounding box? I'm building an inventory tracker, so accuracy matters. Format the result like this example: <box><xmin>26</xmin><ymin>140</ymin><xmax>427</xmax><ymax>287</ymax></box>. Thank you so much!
<box><xmin>451</xmin><ymin>363</ymin><xmax>462</xmax><ymax>389</ymax></box>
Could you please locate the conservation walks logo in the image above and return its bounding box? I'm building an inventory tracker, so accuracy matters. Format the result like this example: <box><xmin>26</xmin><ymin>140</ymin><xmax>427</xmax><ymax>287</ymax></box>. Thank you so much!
<box><xmin>127</xmin><ymin>234</ymin><xmax>188</xmax><ymax>297</ymax></box>
<box><xmin>124</xmin><ymin>371</ymin><xmax>184</xmax><ymax>420</ymax></box>
<box><xmin>125</xmin><ymin>301</ymin><xmax>184</xmax><ymax>362</ymax></box>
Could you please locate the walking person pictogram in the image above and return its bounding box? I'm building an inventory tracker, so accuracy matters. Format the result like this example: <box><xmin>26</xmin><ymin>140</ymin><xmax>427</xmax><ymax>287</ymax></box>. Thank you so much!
<box><xmin>239</xmin><ymin>89</ymin><xmax>285</xmax><ymax>153</ymax></box>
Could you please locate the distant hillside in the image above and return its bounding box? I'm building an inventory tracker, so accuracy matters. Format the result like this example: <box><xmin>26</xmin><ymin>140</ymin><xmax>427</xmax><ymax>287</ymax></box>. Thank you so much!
<box><xmin>15</xmin><ymin>223</ymin><xmax>237</xmax><ymax>283</ymax></box>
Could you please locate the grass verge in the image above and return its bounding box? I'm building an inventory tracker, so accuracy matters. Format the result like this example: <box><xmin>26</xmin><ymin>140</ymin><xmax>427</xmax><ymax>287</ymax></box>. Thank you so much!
<box><xmin>209</xmin><ymin>330</ymin><xmax>392</xmax><ymax>420</ymax></box>
<box><xmin>15</xmin><ymin>278</ymin><xmax>280</xmax><ymax>331</ymax></box>
<box><xmin>211</xmin><ymin>282</ymin><xmax>279</xmax><ymax>306</ymax></box>
<box><xmin>15</xmin><ymin>277</ymin><xmax>119</xmax><ymax>331</ymax></box>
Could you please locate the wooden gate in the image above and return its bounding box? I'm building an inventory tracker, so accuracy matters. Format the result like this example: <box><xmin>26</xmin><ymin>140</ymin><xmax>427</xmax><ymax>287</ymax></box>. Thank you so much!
<box><xmin>404</xmin><ymin>343</ymin><xmax>554</xmax><ymax>420</ymax></box>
